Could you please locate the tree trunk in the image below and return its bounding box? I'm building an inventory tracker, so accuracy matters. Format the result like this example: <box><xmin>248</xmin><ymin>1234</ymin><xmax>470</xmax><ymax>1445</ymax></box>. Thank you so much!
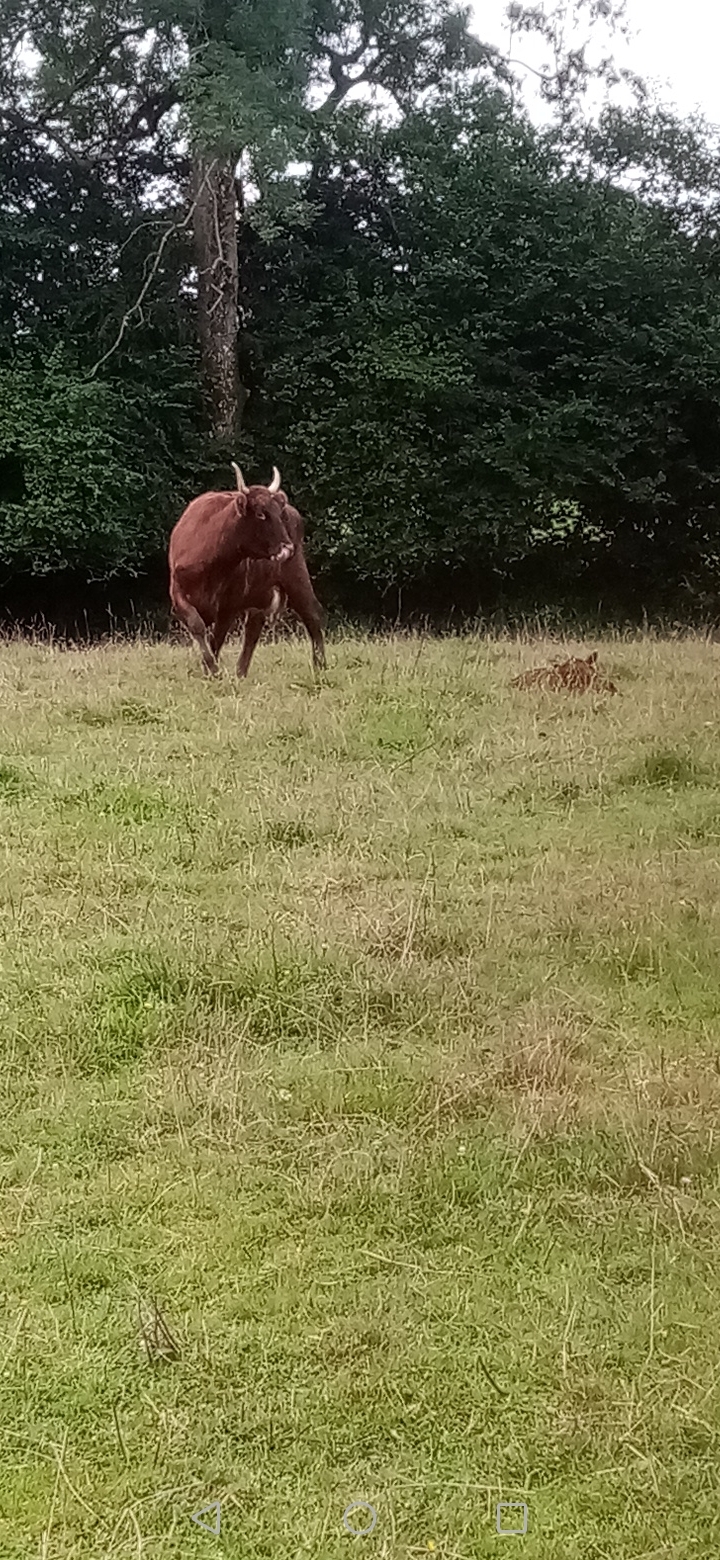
<box><xmin>191</xmin><ymin>150</ymin><xmax>246</xmax><ymax>450</ymax></box>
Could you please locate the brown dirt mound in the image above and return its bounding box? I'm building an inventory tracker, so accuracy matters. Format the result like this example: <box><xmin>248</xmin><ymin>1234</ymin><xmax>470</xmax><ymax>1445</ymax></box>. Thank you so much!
<box><xmin>511</xmin><ymin>651</ymin><xmax>618</xmax><ymax>694</ymax></box>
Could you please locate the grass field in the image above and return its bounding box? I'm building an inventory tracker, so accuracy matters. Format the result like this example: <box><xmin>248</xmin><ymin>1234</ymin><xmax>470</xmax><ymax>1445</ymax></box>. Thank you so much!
<box><xmin>1</xmin><ymin>626</ymin><xmax>720</xmax><ymax>1559</ymax></box>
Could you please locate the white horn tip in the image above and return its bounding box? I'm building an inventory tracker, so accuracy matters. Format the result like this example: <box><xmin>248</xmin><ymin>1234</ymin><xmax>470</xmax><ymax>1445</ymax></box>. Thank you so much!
<box><xmin>231</xmin><ymin>461</ymin><xmax>247</xmax><ymax>493</ymax></box>
<box><xmin>269</xmin><ymin>466</ymin><xmax>281</xmax><ymax>495</ymax></box>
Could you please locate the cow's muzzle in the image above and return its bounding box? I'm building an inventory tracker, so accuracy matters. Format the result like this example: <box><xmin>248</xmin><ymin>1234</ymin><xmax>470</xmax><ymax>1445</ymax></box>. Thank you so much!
<box><xmin>273</xmin><ymin>542</ymin><xmax>294</xmax><ymax>564</ymax></box>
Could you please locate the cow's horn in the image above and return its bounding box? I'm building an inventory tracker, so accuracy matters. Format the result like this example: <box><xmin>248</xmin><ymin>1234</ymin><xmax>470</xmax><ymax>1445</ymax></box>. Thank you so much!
<box><xmin>268</xmin><ymin>466</ymin><xmax>281</xmax><ymax>495</ymax></box>
<box><xmin>231</xmin><ymin>461</ymin><xmax>248</xmax><ymax>494</ymax></box>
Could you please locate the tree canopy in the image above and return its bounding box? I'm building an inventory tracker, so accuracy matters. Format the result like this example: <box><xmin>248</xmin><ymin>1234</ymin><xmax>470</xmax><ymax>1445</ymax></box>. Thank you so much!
<box><xmin>1</xmin><ymin>0</ymin><xmax>720</xmax><ymax>613</ymax></box>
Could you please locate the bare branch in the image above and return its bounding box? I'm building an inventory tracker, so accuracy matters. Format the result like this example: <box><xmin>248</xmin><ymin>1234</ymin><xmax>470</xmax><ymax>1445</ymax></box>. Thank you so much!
<box><xmin>118</xmin><ymin>213</ymin><xmax>177</xmax><ymax>257</ymax></box>
<box><xmin>506</xmin><ymin>55</ymin><xmax>552</xmax><ymax>81</ymax></box>
<box><xmin>86</xmin><ymin>159</ymin><xmax>218</xmax><ymax>378</ymax></box>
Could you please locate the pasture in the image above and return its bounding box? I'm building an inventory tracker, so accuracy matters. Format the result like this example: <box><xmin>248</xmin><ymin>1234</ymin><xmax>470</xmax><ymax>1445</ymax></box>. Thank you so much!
<box><xmin>0</xmin><ymin>627</ymin><xmax>719</xmax><ymax>1558</ymax></box>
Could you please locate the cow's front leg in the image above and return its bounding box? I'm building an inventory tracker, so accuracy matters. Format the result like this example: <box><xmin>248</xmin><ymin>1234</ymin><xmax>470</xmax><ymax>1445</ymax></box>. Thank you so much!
<box><xmin>171</xmin><ymin>586</ymin><xmax>219</xmax><ymax>675</ymax></box>
<box><xmin>237</xmin><ymin>610</ymin><xmax>267</xmax><ymax>679</ymax></box>
<box><xmin>207</xmin><ymin>594</ymin><xmax>241</xmax><ymax>667</ymax></box>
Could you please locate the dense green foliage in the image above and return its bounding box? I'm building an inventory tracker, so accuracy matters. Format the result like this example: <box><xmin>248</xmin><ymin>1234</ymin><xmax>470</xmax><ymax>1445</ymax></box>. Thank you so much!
<box><xmin>1</xmin><ymin>0</ymin><xmax>720</xmax><ymax>611</ymax></box>
<box><xmin>247</xmin><ymin>89</ymin><xmax>720</xmax><ymax>605</ymax></box>
<box><xmin>0</xmin><ymin>355</ymin><xmax>202</xmax><ymax>574</ymax></box>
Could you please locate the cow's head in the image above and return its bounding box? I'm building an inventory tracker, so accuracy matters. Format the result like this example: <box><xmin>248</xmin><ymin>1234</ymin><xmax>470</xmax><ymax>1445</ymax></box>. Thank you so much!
<box><xmin>232</xmin><ymin>463</ymin><xmax>294</xmax><ymax>564</ymax></box>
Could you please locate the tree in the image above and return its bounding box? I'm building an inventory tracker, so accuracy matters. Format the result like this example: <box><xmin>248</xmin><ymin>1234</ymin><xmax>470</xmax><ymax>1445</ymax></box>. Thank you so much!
<box><xmin>3</xmin><ymin>0</ymin><xmax>720</xmax><ymax>614</ymax></box>
<box><xmin>241</xmin><ymin>82</ymin><xmax>720</xmax><ymax>609</ymax></box>
<box><xmin>0</xmin><ymin>0</ymin><xmax>642</xmax><ymax>452</ymax></box>
<box><xmin>0</xmin><ymin>0</ymin><xmax>491</xmax><ymax>450</ymax></box>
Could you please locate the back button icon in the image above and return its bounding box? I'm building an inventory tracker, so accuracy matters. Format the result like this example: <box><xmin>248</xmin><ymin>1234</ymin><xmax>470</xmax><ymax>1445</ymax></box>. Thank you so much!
<box><xmin>190</xmin><ymin>1500</ymin><xmax>221</xmax><ymax>1536</ymax></box>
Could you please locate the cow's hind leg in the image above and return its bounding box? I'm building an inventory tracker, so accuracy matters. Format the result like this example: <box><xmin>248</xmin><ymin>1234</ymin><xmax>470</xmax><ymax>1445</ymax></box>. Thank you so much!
<box><xmin>284</xmin><ymin>558</ymin><xmax>326</xmax><ymax>671</ymax></box>
<box><xmin>237</xmin><ymin>609</ymin><xmax>267</xmax><ymax>680</ymax></box>
<box><xmin>171</xmin><ymin>587</ymin><xmax>218</xmax><ymax>676</ymax></box>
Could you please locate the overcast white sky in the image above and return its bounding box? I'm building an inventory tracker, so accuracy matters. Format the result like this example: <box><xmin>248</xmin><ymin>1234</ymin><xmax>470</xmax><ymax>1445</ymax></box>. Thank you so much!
<box><xmin>474</xmin><ymin>0</ymin><xmax>720</xmax><ymax>125</ymax></box>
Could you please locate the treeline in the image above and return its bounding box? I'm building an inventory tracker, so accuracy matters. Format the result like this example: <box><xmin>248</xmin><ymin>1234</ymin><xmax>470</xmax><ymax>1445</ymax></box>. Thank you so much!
<box><xmin>2</xmin><ymin>0</ymin><xmax>720</xmax><ymax>622</ymax></box>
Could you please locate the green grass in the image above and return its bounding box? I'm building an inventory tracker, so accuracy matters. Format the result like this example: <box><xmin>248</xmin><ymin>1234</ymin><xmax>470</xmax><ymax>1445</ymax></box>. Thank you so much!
<box><xmin>1</xmin><ymin>626</ymin><xmax>720</xmax><ymax>1557</ymax></box>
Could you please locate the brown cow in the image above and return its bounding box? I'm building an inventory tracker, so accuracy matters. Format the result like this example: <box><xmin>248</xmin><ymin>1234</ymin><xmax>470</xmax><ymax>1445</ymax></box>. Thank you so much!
<box><xmin>169</xmin><ymin>463</ymin><xmax>325</xmax><ymax>678</ymax></box>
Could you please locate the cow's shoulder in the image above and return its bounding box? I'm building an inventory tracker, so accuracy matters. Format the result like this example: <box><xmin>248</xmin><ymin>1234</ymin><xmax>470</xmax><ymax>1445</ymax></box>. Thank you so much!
<box><xmin>169</xmin><ymin>491</ymin><xmax>239</xmax><ymax>569</ymax></box>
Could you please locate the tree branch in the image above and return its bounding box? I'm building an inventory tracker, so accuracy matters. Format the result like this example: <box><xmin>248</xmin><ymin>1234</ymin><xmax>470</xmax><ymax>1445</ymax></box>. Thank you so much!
<box><xmin>1</xmin><ymin>25</ymin><xmax>173</xmax><ymax>173</ymax></box>
<box><xmin>46</xmin><ymin>24</ymin><xmax>150</xmax><ymax>115</ymax></box>
<box><xmin>86</xmin><ymin>158</ymin><xmax>219</xmax><ymax>378</ymax></box>
<box><xmin>7</xmin><ymin>81</ymin><xmax>179</xmax><ymax>173</ymax></box>
<box><xmin>125</xmin><ymin>85</ymin><xmax>178</xmax><ymax>143</ymax></box>
<box><xmin>40</xmin><ymin>119</ymin><xmax>96</xmax><ymax>169</ymax></box>
<box><xmin>315</xmin><ymin>25</ymin><xmax>376</xmax><ymax>113</ymax></box>
<box><xmin>94</xmin><ymin>85</ymin><xmax>179</xmax><ymax>164</ymax></box>
<box><xmin>506</xmin><ymin>55</ymin><xmax>552</xmax><ymax>81</ymax></box>
<box><xmin>318</xmin><ymin>64</ymin><xmax>373</xmax><ymax>112</ymax></box>
<box><xmin>0</xmin><ymin>103</ymin><xmax>96</xmax><ymax>170</ymax></box>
